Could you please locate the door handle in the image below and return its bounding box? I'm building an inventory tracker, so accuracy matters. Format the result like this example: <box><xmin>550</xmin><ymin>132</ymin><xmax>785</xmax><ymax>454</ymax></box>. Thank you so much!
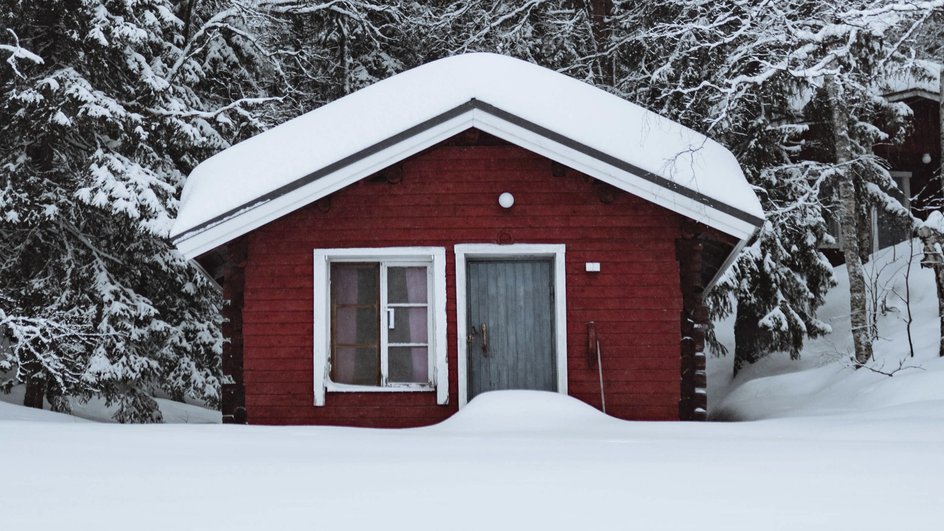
<box><xmin>480</xmin><ymin>323</ymin><xmax>488</xmax><ymax>356</ymax></box>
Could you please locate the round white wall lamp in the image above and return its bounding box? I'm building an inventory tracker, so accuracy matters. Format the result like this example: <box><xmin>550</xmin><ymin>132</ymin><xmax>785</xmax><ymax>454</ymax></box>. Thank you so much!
<box><xmin>922</xmin><ymin>153</ymin><xmax>933</xmax><ymax>164</ymax></box>
<box><xmin>498</xmin><ymin>192</ymin><xmax>515</xmax><ymax>209</ymax></box>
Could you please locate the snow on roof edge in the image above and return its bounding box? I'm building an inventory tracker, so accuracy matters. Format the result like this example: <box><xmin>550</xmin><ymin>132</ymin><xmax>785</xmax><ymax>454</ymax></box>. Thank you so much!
<box><xmin>171</xmin><ymin>53</ymin><xmax>763</xmax><ymax>250</ymax></box>
<box><xmin>882</xmin><ymin>59</ymin><xmax>941</xmax><ymax>100</ymax></box>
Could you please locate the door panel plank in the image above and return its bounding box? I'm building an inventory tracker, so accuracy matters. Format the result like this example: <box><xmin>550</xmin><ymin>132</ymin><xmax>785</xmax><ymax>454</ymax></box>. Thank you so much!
<box><xmin>467</xmin><ymin>259</ymin><xmax>555</xmax><ymax>400</ymax></box>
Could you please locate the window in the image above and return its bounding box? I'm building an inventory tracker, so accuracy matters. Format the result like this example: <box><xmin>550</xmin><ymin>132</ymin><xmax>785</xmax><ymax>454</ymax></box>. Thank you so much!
<box><xmin>873</xmin><ymin>171</ymin><xmax>912</xmax><ymax>251</ymax></box>
<box><xmin>330</xmin><ymin>262</ymin><xmax>431</xmax><ymax>386</ymax></box>
<box><xmin>313</xmin><ymin>248</ymin><xmax>447</xmax><ymax>406</ymax></box>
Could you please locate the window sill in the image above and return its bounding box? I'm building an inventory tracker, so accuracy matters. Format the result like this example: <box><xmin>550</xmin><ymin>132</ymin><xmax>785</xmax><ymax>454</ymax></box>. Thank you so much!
<box><xmin>325</xmin><ymin>381</ymin><xmax>435</xmax><ymax>393</ymax></box>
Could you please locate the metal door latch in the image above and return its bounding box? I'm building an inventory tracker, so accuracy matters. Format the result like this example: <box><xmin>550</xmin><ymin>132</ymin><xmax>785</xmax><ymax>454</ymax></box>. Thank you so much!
<box><xmin>467</xmin><ymin>324</ymin><xmax>489</xmax><ymax>356</ymax></box>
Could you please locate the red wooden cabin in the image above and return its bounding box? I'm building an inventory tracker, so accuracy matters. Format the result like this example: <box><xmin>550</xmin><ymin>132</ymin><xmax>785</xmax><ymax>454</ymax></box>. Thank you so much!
<box><xmin>171</xmin><ymin>54</ymin><xmax>763</xmax><ymax>427</ymax></box>
<box><xmin>874</xmin><ymin>62</ymin><xmax>942</xmax><ymax>247</ymax></box>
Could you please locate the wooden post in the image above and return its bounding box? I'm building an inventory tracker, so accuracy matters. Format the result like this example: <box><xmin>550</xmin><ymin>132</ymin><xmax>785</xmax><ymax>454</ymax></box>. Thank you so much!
<box><xmin>221</xmin><ymin>238</ymin><xmax>248</xmax><ymax>423</ymax></box>
<box><xmin>676</xmin><ymin>222</ymin><xmax>707</xmax><ymax>420</ymax></box>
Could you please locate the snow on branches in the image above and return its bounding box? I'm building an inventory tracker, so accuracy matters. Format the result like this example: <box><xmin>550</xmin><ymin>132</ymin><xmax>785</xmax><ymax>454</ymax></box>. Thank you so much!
<box><xmin>0</xmin><ymin>0</ymin><xmax>293</xmax><ymax>421</ymax></box>
<box><xmin>605</xmin><ymin>0</ymin><xmax>941</xmax><ymax>369</ymax></box>
<box><xmin>1</xmin><ymin>0</ymin><xmax>940</xmax><ymax>415</ymax></box>
<box><xmin>1</xmin><ymin>29</ymin><xmax>42</xmax><ymax>78</ymax></box>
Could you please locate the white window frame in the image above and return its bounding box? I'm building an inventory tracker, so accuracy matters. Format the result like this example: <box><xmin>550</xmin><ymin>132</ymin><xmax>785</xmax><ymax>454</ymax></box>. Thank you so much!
<box><xmin>891</xmin><ymin>171</ymin><xmax>913</xmax><ymax>210</ymax></box>
<box><xmin>313</xmin><ymin>247</ymin><xmax>448</xmax><ymax>406</ymax></box>
<box><xmin>454</xmin><ymin>243</ymin><xmax>568</xmax><ymax>407</ymax></box>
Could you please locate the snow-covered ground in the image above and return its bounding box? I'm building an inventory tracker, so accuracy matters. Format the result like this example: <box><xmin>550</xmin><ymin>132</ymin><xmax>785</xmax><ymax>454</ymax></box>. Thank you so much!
<box><xmin>710</xmin><ymin>239</ymin><xmax>944</xmax><ymax>421</ymax></box>
<box><xmin>0</xmin><ymin>384</ymin><xmax>221</xmax><ymax>423</ymax></box>
<box><xmin>1</xmin><ymin>239</ymin><xmax>942</xmax><ymax>530</ymax></box>
<box><xmin>0</xmin><ymin>390</ymin><xmax>941</xmax><ymax>531</ymax></box>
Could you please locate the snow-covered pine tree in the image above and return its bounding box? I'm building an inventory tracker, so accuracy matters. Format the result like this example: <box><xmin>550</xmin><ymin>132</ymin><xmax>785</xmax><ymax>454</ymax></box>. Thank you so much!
<box><xmin>603</xmin><ymin>0</ymin><xmax>936</xmax><ymax>371</ymax></box>
<box><xmin>911</xmin><ymin>11</ymin><xmax>944</xmax><ymax>357</ymax></box>
<box><xmin>796</xmin><ymin>2</ymin><xmax>943</xmax><ymax>366</ymax></box>
<box><xmin>0</xmin><ymin>0</ymin><xmax>281</xmax><ymax>421</ymax></box>
<box><xmin>602</xmin><ymin>1</ymin><xmax>834</xmax><ymax>370</ymax></box>
<box><xmin>221</xmin><ymin>0</ymin><xmax>445</xmax><ymax>120</ymax></box>
<box><xmin>428</xmin><ymin>0</ymin><xmax>598</xmax><ymax>81</ymax></box>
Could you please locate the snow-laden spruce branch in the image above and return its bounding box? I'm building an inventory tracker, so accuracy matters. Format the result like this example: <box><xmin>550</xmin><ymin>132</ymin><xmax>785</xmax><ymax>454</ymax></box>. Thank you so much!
<box><xmin>841</xmin><ymin>0</ymin><xmax>944</xmax><ymax>21</ymax></box>
<box><xmin>148</xmin><ymin>96</ymin><xmax>281</xmax><ymax>120</ymax></box>
<box><xmin>755</xmin><ymin>160</ymin><xmax>852</xmax><ymax>218</ymax></box>
<box><xmin>1</xmin><ymin>28</ymin><xmax>43</xmax><ymax>78</ymax></box>
<box><xmin>605</xmin><ymin>0</ymin><xmax>943</xmax><ymax>134</ymax></box>
<box><xmin>164</xmin><ymin>0</ymin><xmax>414</xmax><ymax>112</ymax></box>
<box><xmin>166</xmin><ymin>5</ymin><xmax>293</xmax><ymax>89</ymax></box>
<box><xmin>0</xmin><ymin>308</ymin><xmax>103</xmax><ymax>393</ymax></box>
<box><xmin>0</xmin><ymin>1</ymin><xmax>232</xmax><ymax>420</ymax></box>
<box><xmin>606</xmin><ymin>0</ymin><xmax>940</xmax><ymax>367</ymax></box>
<box><xmin>255</xmin><ymin>0</ymin><xmax>401</xmax><ymax>16</ymax></box>
<box><xmin>166</xmin><ymin>6</ymin><xmax>248</xmax><ymax>81</ymax></box>
<box><xmin>257</xmin><ymin>0</ymin><xmax>408</xmax><ymax>50</ymax></box>
<box><xmin>450</xmin><ymin>0</ymin><xmax>547</xmax><ymax>53</ymax></box>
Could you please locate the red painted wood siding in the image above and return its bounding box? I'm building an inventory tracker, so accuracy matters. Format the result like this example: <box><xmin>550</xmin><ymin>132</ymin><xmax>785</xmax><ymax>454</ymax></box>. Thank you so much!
<box><xmin>241</xmin><ymin>142</ymin><xmax>685</xmax><ymax>426</ymax></box>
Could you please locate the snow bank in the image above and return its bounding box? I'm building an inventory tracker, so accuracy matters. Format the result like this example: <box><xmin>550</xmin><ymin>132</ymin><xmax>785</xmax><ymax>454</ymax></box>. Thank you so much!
<box><xmin>1</xmin><ymin>389</ymin><xmax>941</xmax><ymax>531</ymax></box>
<box><xmin>432</xmin><ymin>390</ymin><xmax>620</xmax><ymax>435</ymax></box>
<box><xmin>0</xmin><ymin>399</ymin><xmax>88</xmax><ymax>423</ymax></box>
<box><xmin>0</xmin><ymin>385</ymin><xmax>220</xmax><ymax>423</ymax></box>
<box><xmin>711</xmin><ymin>239</ymin><xmax>944</xmax><ymax>421</ymax></box>
<box><xmin>921</xmin><ymin>210</ymin><xmax>944</xmax><ymax>233</ymax></box>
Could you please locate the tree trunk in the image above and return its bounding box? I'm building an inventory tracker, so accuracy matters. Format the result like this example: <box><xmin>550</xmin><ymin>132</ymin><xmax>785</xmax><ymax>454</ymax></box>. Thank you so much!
<box><xmin>827</xmin><ymin>75</ymin><xmax>873</xmax><ymax>367</ymax></box>
<box><xmin>930</xmin><ymin>247</ymin><xmax>944</xmax><ymax>358</ymax></box>
<box><xmin>936</xmin><ymin>267</ymin><xmax>944</xmax><ymax>358</ymax></box>
<box><xmin>917</xmin><ymin>225</ymin><xmax>944</xmax><ymax>357</ymax></box>
<box><xmin>733</xmin><ymin>298</ymin><xmax>762</xmax><ymax>376</ymax></box>
<box><xmin>588</xmin><ymin>0</ymin><xmax>614</xmax><ymax>85</ymax></box>
<box><xmin>23</xmin><ymin>372</ymin><xmax>45</xmax><ymax>409</ymax></box>
<box><xmin>182</xmin><ymin>0</ymin><xmax>199</xmax><ymax>42</ymax></box>
<box><xmin>939</xmin><ymin>64</ymin><xmax>944</xmax><ymax>357</ymax></box>
<box><xmin>857</xmin><ymin>206</ymin><xmax>873</xmax><ymax>263</ymax></box>
<box><xmin>337</xmin><ymin>17</ymin><xmax>350</xmax><ymax>96</ymax></box>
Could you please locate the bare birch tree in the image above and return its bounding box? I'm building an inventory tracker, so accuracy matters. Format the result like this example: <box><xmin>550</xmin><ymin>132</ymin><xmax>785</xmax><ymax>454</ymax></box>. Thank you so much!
<box><xmin>826</xmin><ymin>76</ymin><xmax>873</xmax><ymax>366</ymax></box>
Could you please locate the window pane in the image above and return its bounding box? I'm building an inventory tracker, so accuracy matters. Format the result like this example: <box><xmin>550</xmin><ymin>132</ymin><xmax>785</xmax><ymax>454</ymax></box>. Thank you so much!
<box><xmin>388</xmin><ymin>347</ymin><xmax>428</xmax><ymax>383</ymax></box>
<box><xmin>332</xmin><ymin>263</ymin><xmax>379</xmax><ymax>304</ymax></box>
<box><xmin>331</xmin><ymin>262</ymin><xmax>380</xmax><ymax>386</ymax></box>
<box><xmin>387</xmin><ymin>266</ymin><xmax>428</xmax><ymax>304</ymax></box>
<box><xmin>877</xmin><ymin>177</ymin><xmax>910</xmax><ymax>249</ymax></box>
<box><xmin>334</xmin><ymin>307</ymin><xmax>379</xmax><ymax>346</ymax></box>
<box><xmin>332</xmin><ymin>347</ymin><xmax>379</xmax><ymax>386</ymax></box>
<box><xmin>389</xmin><ymin>307</ymin><xmax>428</xmax><ymax>344</ymax></box>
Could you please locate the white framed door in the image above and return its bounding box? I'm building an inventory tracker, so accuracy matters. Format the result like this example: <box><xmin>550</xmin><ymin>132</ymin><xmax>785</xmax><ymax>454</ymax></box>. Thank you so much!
<box><xmin>454</xmin><ymin>244</ymin><xmax>567</xmax><ymax>407</ymax></box>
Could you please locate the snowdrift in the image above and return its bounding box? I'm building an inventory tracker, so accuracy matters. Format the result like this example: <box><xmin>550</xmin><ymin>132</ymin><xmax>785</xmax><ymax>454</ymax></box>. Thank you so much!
<box><xmin>711</xmin><ymin>239</ymin><xmax>944</xmax><ymax>421</ymax></box>
<box><xmin>432</xmin><ymin>390</ymin><xmax>623</xmax><ymax>435</ymax></box>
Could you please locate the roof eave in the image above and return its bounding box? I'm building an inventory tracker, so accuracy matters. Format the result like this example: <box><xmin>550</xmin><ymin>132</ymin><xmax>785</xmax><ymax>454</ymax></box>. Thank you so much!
<box><xmin>173</xmin><ymin>99</ymin><xmax>763</xmax><ymax>259</ymax></box>
<box><xmin>885</xmin><ymin>88</ymin><xmax>941</xmax><ymax>103</ymax></box>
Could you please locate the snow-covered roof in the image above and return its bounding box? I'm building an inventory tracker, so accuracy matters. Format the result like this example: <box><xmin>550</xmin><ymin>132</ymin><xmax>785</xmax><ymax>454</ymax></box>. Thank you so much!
<box><xmin>171</xmin><ymin>53</ymin><xmax>763</xmax><ymax>258</ymax></box>
<box><xmin>883</xmin><ymin>60</ymin><xmax>941</xmax><ymax>102</ymax></box>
